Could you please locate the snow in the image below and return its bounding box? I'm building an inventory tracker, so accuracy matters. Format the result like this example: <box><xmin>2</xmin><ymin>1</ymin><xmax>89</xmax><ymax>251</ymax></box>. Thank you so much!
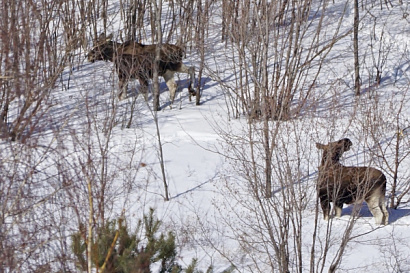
<box><xmin>2</xmin><ymin>1</ymin><xmax>410</xmax><ymax>272</ymax></box>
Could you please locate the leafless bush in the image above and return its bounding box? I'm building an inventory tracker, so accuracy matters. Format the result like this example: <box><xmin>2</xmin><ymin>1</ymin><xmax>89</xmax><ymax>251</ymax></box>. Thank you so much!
<box><xmin>0</xmin><ymin>1</ymin><xmax>68</xmax><ymax>141</ymax></box>
<box><xmin>0</xmin><ymin>0</ymin><xmax>150</xmax><ymax>267</ymax></box>
<box><xmin>206</xmin><ymin>116</ymin><xmax>380</xmax><ymax>272</ymax></box>
<box><xmin>213</xmin><ymin>0</ymin><xmax>350</xmax><ymax>122</ymax></box>
<box><xmin>357</xmin><ymin>86</ymin><xmax>410</xmax><ymax>209</ymax></box>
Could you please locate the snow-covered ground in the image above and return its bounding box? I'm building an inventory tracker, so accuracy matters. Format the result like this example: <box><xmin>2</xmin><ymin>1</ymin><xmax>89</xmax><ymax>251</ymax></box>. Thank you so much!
<box><xmin>2</xmin><ymin>1</ymin><xmax>410</xmax><ymax>272</ymax></box>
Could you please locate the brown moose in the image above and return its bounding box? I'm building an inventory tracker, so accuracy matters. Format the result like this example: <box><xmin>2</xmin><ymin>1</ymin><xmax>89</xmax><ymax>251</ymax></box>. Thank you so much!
<box><xmin>316</xmin><ymin>138</ymin><xmax>389</xmax><ymax>225</ymax></box>
<box><xmin>87</xmin><ymin>34</ymin><xmax>196</xmax><ymax>110</ymax></box>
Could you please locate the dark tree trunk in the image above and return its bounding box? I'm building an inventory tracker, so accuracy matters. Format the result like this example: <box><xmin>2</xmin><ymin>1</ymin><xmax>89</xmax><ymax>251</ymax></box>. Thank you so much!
<box><xmin>354</xmin><ymin>0</ymin><xmax>361</xmax><ymax>96</ymax></box>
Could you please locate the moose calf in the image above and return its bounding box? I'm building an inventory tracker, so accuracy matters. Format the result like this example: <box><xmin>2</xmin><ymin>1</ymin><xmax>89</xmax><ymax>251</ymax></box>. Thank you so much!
<box><xmin>316</xmin><ymin>138</ymin><xmax>389</xmax><ymax>225</ymax></box>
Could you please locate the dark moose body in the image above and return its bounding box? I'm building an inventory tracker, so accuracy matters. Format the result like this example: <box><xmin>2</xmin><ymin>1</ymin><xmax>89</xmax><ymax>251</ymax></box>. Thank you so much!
<box><xmin>88</xmin><ymin>34</ymin><xmax>196</xmax><ymax>109</ymax></box>
<box><xmin>316</xmin><ymin>138</ymin><xmax>389</xmax><ymax>225</ymax></box>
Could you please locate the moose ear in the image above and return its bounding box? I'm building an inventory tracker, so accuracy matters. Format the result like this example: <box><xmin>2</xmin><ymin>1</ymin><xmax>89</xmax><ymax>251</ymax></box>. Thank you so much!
<box><xmin>98</xmin><ymin>33</ymin><xmax>106</xmax><ymax>41</ymax></box>
<box><xmin>342</xmin><ymin>138</ymin><xmax>352</xmax><ymax>150</ymax></box>
<box><xmin>316</xmin><ymin>143</ymin><xmax>326</xmax><ymax>150</ymax></box>
<box><xmin>97</xmin><ymin>33</ymin><xmax>113</xmax><ymax>42</ymax></box>
<box><xmin>106</xmin><ymin>33</ymin><xmax>113</xmax><ymax>41</ymax></box>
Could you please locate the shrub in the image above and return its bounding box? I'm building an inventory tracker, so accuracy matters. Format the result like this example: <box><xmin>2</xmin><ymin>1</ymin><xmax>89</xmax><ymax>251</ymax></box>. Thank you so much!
<box><xmin>71</xmin><ymin>208</ymin><xmax>180</xmax><ymax>273</ymax></box>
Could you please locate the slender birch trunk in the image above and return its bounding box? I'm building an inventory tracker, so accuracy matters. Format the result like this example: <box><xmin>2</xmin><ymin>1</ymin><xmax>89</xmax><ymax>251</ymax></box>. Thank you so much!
<box><xmin>354</xmin><ymin>0</ymin><xmax>361</xmax><ymax>96</ymax></box>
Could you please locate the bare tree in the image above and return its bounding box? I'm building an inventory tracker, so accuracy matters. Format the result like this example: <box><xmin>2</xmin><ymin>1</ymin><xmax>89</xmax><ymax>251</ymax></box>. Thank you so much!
<box><xmin>0</xmin><ymin>0</ymin><xmax>72</xmax><ymax>142</ymax></box>
<box><xmin>211</xmin><ymin>0</ymin><xmax>355</xmax><ymax>122</ymax></box>
<box><xmin>150</xmin><ymin>0</ymin><xmax>170</xmax><ymax>200</ymax></box>
<box><xmin>0</xmin><ymin>1</ymin><xmax>149</xmax><ymax>268</ymax></box>
<box><xmin>209</xmin><ymin>0</ymin><xmax>351</xmax><ymax>196</ymax></box>
<box><xmin>354</xmin><ymin>0</ymin><xmax>361</xmax><ymax>96</ymax></box>
<box><xmin>189</xmin><ymin>1</ymin><xmax>403</xmax><ymax>272</ymax></box>
<box><xmin>362</xmin><ymin>86</ymin><xmax>410</xmax><ymax>209</ymax></box>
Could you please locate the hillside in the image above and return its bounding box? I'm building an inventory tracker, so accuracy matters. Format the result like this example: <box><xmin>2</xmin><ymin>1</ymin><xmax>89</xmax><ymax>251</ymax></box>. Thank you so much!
<box><xmin>1</xmin><ymin>0</ymin><xmax>409</xmax><ymax>272</ymax></box>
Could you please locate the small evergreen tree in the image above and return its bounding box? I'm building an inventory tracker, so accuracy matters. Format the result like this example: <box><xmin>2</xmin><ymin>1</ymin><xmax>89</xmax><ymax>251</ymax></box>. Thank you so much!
<box><xmin>71</xmin><ymin>208</ymin><xmax>180</xmax><ymax>273</ymax></box>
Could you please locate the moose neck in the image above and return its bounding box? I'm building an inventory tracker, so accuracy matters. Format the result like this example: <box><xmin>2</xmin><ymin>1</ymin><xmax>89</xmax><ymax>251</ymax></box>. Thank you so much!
<box><xmin>98</xmin><ymin>41</ymin><xmax>118</xmax><ymax>61</ymax></box>
<box><xmin>320</xmin><ymin>149</ymin><xmax>342</xmax><ymax>167</ymax></box>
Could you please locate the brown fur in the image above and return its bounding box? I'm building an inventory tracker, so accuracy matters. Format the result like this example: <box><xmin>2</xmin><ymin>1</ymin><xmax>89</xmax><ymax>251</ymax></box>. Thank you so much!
<box><xmin>87</xmin><ymin>34</ymin><xmax>196</xmax><ymax>109</ymax></box>
<box><xmin>316</xmin><ymin>138</ymin><xmax>389</xmax><ymax>225</ymax></box>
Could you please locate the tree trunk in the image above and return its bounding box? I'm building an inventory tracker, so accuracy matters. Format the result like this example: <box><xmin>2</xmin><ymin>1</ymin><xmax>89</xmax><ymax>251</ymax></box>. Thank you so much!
<box><xmin>151</xmin><ymin>0</ymin><xmax>169</xmax><ymax>201</ymax></box>
<box><xmin>354</xmin><ymin>0</ymin><xmax>361</xmax><ymax>96</ymax></box>
<box><xmin>152</xmin><ymin>0</ymin><xmax>162</xmax><ymax>111</ymax></box>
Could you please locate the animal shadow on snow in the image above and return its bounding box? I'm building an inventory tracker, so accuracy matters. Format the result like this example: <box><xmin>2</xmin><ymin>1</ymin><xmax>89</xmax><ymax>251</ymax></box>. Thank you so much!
<box><xmin>125</xmin><ymin>76</ymin><xmax>214</xmax><ymax>108</ymax></box>
<box><xmin>386</xmin><ymin>208</ymin><xmax>410</xmax><ymax>224</ymax></box>
<box><xmin>341</xmin><ymin>203</ymin><xmax>410</xmax><ymax>224</ymax></box>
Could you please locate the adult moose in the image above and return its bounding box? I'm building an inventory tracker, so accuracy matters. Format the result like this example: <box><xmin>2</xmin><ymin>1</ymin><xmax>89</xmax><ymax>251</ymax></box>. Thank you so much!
<box><xmin>87</xmin><ymin>34</ymin><xmax>196</xmax><ymax>110</ymax></box>
<box><xmin>316</xmin><ymin>138</ymin><xmax>389</xmax><ymax>225</ymax></box>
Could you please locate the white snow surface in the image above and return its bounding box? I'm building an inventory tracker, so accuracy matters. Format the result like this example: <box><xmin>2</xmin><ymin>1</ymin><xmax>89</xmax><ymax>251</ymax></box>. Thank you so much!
<box><xmin>2</xmin><ymin>1</ymin><xmax>410</xmax><ymax>272</ymax></box>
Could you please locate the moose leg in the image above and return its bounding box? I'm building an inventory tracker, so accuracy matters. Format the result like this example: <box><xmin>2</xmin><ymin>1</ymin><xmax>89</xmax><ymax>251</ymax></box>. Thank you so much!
<box><xmin>138</xmin><ymin>78</ymin><xmax>149</xmax><ymax>101</ymax></box>
<box><xmin>366</xmin><ymin>195</ymin><xmax>385</xmax><ymax>225</ymax></box>
<box><xmin>334</xmin><ymin>201</ymin><xmax>343</xmax><ymax>218</ymax></box>
<box><xmin>320</xmin><ymin>197</ymin><xmax>331</xmax><ymax>221</ymax></box>
<box><xmin>163</xmin><ymin>70</ymin><xmax>177</xmax><ymax>103</ymax></box>
<box><xmin>188</xmin><ymin>66</ymin><xmax>195</xmax><ymax>95</ymax></box>
<box><xmin>370</xmin><ymin>191</ymin><xmax>389</xmax><ymax>225</ymax></box>
<box><xmin>177</xmin><ymin>64</ymin><xmax>196</xmax><ymax>97</ymax></box>
<box><xmin>380</xmin><ymin>197</ymin><xmax>389</xmax><ymax>225</ymax></box>
<box><xmin>118</xmin><ymin>79</ymin><xmax>128</xmax><ymax>100</ymax></box>
<box><xmin>379</xmin><ymin>187</ymin><xmax>389</xmax><ymax>225</ymax></box>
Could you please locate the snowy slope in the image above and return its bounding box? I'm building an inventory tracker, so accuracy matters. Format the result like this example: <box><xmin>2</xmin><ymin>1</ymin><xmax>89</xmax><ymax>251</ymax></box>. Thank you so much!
<box><xmin>2</xmin><ymin>1</ymin><xmax>410</xmax><ymax>272</ymax></box>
